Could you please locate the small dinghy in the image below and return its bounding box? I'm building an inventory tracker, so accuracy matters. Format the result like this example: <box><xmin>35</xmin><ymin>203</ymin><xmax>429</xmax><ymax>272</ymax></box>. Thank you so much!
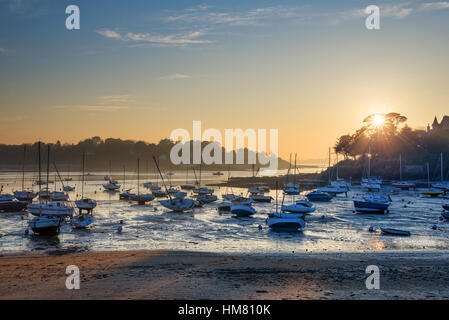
<box><xmin>75</xmin><ymin>198</ymin><xmax>97</xmax><ymax>210</ymax></box>
<box><xmin>119</xmin><ymin>189</ymin><xmax>135</xmax><ymax>200</ymax></box>
<box><xmin>420</xmin><ymin>188</ymin><xmax>444</xmax><ymax>197</ymax></box>
<box><xmin>160</xmin><ymin>198</ymin><xmax>195</xmax><ymax>212</ymax></box>
<box><xmin>222</xmin><ymin>193</ymin><xmax>238</xmax><ymax>201</ymax></box>
<box><xmin>50</xmin><ymin>191</ymin><xmax>69</xmax><ymax>201</ymax></box>
<box><xmin>250</xmin><ymin>193</ymin><xmax>273</xmax><ymax>203</ymax></box>
<box><xmin>380</xmin><ymin>227</ymin><xmax>411</xmax><ymax>236</ymax></box>
<box><xmin>63</xmin><ymin>185</ymin><xmax>75</xmax><ymax>192</ymax></box>
<box><xmin>230</xmin><ymin>204</ymin><xmax>256</xmax><ymax>217</ymax></box>
<box><xmin>354</xmin><ymin>194</ymin><xmax>391</xmax><ymax>214</ymax></box>
<box><xmin>281</xmin><ymin>204</ymin><xmax>315</xmax><ymax>214</ymax></box>
<box><xmin>392</xmin><ymin>181</ymin><xmax>416</xmax><ymax>190</ymax></box>
<box><xmin>196</xmin><ymin>194</ymin><xmax>218</xmax><ymax>204</ymax></box>
<box><xmin>193</xmin><ymin>187</ymin><xmax>214</xmax><ymax>195</ymax></box>
<box><xmin>443</xmin><ymin>204</ymin><xmax>449</xmax><ymax>211</ymax></box>
<box><xmin>103</xmin><ymin>180</ymin><xmax>121</xmax><ymax>191</ymax></box>
<box><xmin>306</xmin><ymin>191</ymin><xmax>333</xmax><ymax>202</ymax></box>
<box><xmin>266</xmin><ymin>213</ymin><xmax>305</xmax><ymax>231</ymax></box>
<box><xmin>71</xmin><ymin>213</ymin><xmax>94</xmax><ymax>229</ymax></box>
<box><xmin>317</xmin><ymin>185</ymin><xmax>348</xmax><ymax>196</ymax></box>
<box><xmin>231</xmin><ymin>196</ymin><xmax>253</xmax><ymax>206</ymax></box>
<box><xmin>180</xmin><ymin>184</ymin><xmax>195</xmax><ymax>190</ymax></box>
<box><xmin>130</xmin><ymin>193</ymin><xmax>155</xmax><ymax>205</ymax></box>
<box><xmin>152</xmin><ymin>190</ymin><xmax>167</xmax><ymax>198</ymax></box>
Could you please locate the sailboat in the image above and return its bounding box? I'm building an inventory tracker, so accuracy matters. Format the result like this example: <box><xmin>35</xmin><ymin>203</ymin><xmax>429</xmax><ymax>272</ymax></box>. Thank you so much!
<box><xmin>0</xmin><ymin>186</ymin><xmax>27</xmax><ymax>212</ymax></box>
<box><xmin>129</xmin><ymin>159</ymin><xmax>155</xmax><ymax>205</ymax></box>
<box><xmin>317</xmin><ymin>148</ymin><xmax>349</xmax><ymax>196</ymax></box>
<box><xmin>192</xmin><ymin>164</ymin><xmax>217</xmax><ymax>203</ymax></box>
<box><xmin>392</xmin><ymin>154</ymin><xmax>416</xmax><ymax>190</ymax></box>
<box><xmin>13</xmin><ymin>145</ymin><xmax>37</xmax><ymax>202</ymax></box>
<box><xmin>103</xmin><ymin>160</ymin><xmax>121</xmax><ymax>191</ymax></box>
<box><xmin>353</xmin><ymin>194</ymin><xmax>391</xmax><ymax>214</ymax></box>
<box><xmin>361</xmin><ymin>146</ymin><xmax>382</xmax><ymax>191</ymax></box>
<box><xmin>432</xmin><ymin>153</ymin><xmax>449</xmax><ymax>192</ymax></box>
<box><xmin>28</xmin><ymin>142</ymin><xmax>64</xmax><ymax>235</ymax></box>
<box><xmin>330</xmin><ymin>154</ymin><xmax>351</xmax><ymax>189</ymax></box>
<box><xmin>154</xmin><ymin>157</ymin><xmax>195</xmax><ymax>212</ymax></box>
<box><xmin>284</xmin><ymin>154</ymin><xmax>300</xmax><ymax>195</ymax></box>
<box><xmin>180</xmin><ymin>166</ymin><xmax>195</xmax><ymax>190</ymax></box>
<box><xmin>119</xmin><ymin>165</ymin><xmax>135</xmax><ymax>200</ymax></box>
<box><xmin>420</xmin><ymin>162</ymin><xmax>444</xmax><ymax>197</ymax></box>
<box><xmin>266</xmin><ymin>182</ymin><xmax>305</xmax><ymax>231</ymax></box>
<box><xmin>75</xmin><ymin>152</ymin><xmax>97</xmax><ymax>211</ymax></box>
<box><xmin>248</xmin><ymin>165</ymin><xmax>273</xmax><ymax>202</ymax></box>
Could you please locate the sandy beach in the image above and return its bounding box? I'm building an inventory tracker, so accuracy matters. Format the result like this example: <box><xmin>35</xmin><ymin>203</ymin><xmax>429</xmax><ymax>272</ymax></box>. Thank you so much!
<box><xmin>1</xmin><ymin>250</ymin><xmax>448</xmax><ymax>300</ymax></box>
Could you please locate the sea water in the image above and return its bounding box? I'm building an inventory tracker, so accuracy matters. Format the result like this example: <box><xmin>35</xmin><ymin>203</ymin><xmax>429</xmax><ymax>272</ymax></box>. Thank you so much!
<box><xmin>0</xmin><ymin>171</ymin><xmax>448</xmax><ymax>254</ymax></box>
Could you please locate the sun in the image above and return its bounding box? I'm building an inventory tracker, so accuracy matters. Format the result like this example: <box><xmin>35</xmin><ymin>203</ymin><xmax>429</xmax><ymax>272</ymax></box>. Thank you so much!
<box><xmin>372</xmin><ymin>114</ymin><xmax>385</xmax><ymax>127</ymax></box>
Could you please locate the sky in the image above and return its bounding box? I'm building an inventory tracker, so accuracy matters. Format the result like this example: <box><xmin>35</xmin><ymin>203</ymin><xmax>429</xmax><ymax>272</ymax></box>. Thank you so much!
<box><xmin>1</xmin><ymin>0</ymin><xmax>449</xmax><ymax>160</ymax></box>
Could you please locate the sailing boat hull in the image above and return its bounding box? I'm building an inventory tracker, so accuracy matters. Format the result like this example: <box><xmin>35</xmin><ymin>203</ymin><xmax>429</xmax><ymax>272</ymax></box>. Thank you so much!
<box><xmin>354</xmin><ymin>201</ymin><xmax>389</xmax><ymax>213</ymax></box>
<box><xmin>29</xmin><ymin>217</ymin><xmax>61</xmax><ymax>235</ymax></box>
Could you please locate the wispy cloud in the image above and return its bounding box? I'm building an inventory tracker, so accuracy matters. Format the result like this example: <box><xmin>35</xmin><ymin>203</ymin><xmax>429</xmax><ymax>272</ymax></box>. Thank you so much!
<box><xmin>419</xmin><ymin>2</ymin><xmax>449</xmax><ymax>11</ymax></box>
<box><xmin>96</xmin><ymin>29</ymin><xmax>210</xmax><ymax>47</ymax></box>
<box><xmin>52</xmin><ymin>94</ymin><xmax>133</xmax><ymax>113</ymax></box>
<box><xmin>0</xmin><ymin>47</ymin><xmax>15</xmax><ymax>55</ymax></box>
<box><xmin>159</xmin><ymin>74</ymin><xmax>191</xmax><ymax>80</ymax></box>
<box><xmin>166</xmin><ymin>5</ymin><xmax>306</xmax><ymax>27</ymax></box>
<box><xmin>96</xmin><ymin>29</ymin><xmax>121</xmax><ymax>39</ymax></box>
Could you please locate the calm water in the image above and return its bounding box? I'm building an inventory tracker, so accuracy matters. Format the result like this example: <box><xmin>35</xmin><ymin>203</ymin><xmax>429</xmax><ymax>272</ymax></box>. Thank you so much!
<box><xmin>0</xmin><ymin>172</ymin><xmax>448</xmax><ymax>254</ymax></box>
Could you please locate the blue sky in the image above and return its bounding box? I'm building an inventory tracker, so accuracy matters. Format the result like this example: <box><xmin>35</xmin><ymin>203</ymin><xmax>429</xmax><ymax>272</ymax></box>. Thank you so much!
<box><xmin>1</xmin><ymin>0</ymin><xmax>449</xmax><ymax>159</ymax></box>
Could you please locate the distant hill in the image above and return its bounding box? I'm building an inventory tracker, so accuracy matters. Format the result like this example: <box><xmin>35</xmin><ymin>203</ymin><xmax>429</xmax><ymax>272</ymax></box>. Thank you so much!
<box><xmin>0</xmin><ymin>136</ymin><xmax>290</xmax><ymax>172</ymax></box>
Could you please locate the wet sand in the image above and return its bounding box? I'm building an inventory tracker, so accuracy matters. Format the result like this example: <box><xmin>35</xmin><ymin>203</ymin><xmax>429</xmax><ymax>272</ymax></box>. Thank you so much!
<box><xmin>1</xmin><ymin>250</ymin><xmax>448</xmax><ymax>299</ymax></box>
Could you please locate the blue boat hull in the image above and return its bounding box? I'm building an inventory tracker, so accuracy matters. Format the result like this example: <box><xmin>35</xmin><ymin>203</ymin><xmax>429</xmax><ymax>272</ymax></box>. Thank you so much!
<box><xmin>306</xmin><ymin>193</ymin><xmax>332</xmax><ymax>202</ymax></box>
<box><xmin>354</xmin><ymin>201</ymin><xmax>389</xmax><ymax>213</ymax></box>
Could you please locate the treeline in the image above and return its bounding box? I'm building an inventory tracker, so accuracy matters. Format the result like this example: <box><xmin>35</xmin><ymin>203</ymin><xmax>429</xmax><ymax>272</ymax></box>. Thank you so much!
<box><xmin>332</xmin><ymin>113</ymin><xmax>449</xmax><ymax>180</ymax></box>
<box><xmin>0</xmin><ymin>136</ymin><xmax>289</xmax><ymax>172</ymax></box>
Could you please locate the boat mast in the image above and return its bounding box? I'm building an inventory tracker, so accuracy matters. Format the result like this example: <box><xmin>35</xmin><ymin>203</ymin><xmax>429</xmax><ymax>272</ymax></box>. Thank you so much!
<box><xmin>427</xmin><ymin>162</ymin><xmax>430</xmax><ymax>188</ymax></box>
<box><xmin>336</xmin><ymin>153</ymin><xmax>339</xmax><ymax>180</ymax></box>
<box><xmin>122</xmin><ymin>164</ymin><xmax>125</xmax><ymax>190</ymax></box>
<box><xmin>368</xmin><ymin>146</ymin><xmax>371</xmax><ymax>179</ymax></box>
<box><xmin>137</xmin><ymin>158</ymin><xmax>140</xmax><ymax>196</ymax></box>
<box><xmin>293</xmin><ymin>153</ymin><xmax>297</xmax><ymax>186</ymax></box>
<box><xmin>399</xmin><ymin>154</ymin><xmax>402</xmax><ymax>181</ymax></box>
<box><xmin>46</xmin><ymin>145</ymin><xmax>50</xmax><ymax>201</ymax></box>
<box><xmin>441</xmin><ymin>152</ymin><xmax>444</xmax><ymax>182</ymax></box>
<box><xmin>328</xmin><ymin>147</ymin><xmax>331</xmax><ymax>184</ymax></box>
<box><xmin>21</xmin><ymin>145</ymin><xmax>26</xmax><ymax>191</ymax></box>
<box><xmin>38</xmin><ymin>142</ymin><xmax>42</xmax><ymax>216</ymax></box>
<box><xmin>81</xmin><ymin>152</ymin><xmax>85</xmax><ymax>199</ymax></box>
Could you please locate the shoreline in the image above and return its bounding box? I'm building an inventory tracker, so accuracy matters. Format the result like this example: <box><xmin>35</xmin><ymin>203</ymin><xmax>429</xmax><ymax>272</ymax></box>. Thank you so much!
<box><xmin>1</xmin><ymin>249</ymin><xmax>448</xmax><ymax>299</ymax></box>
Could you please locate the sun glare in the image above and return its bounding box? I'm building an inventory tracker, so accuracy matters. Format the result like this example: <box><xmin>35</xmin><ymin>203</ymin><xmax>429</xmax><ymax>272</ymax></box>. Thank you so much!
<box><xmin>372</xmin><ymin>114</ymin><xmax>385</xmax><ymax>127</ymax></box>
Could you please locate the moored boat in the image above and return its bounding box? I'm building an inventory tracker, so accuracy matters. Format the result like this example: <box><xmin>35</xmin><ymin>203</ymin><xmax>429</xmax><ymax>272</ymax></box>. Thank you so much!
<box><xmin>28</xmin><ymin>201</ymin><xmax>74</xmax><ymax>217</ymax></box>
<box><xmin>306</xmin><ymin>191</ymin><xmax>333</xmax><ymax>202</ymax></box>
<box><xmin>230</xmin><ymin>204</ymin><xmax>256</xmax><ymax>217</ymax></box>
<box><xmin>0</xmin><ymin>200</ymin><xmax>28</xmax><ymax>212</ymax></box>
<box><xmin>71</xmin><ymin>213</ymin><xmax>95</xmax><ymax>229</ymax></box>
<box><xmin>29</xmin><ymin>216</ymin><xmax>63</xmax><ymax>235</ymax></box>
<box><xmin>380</xmin><ymin>227</ymin><xmax>411</xmax><ymax>236</ymax></box>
